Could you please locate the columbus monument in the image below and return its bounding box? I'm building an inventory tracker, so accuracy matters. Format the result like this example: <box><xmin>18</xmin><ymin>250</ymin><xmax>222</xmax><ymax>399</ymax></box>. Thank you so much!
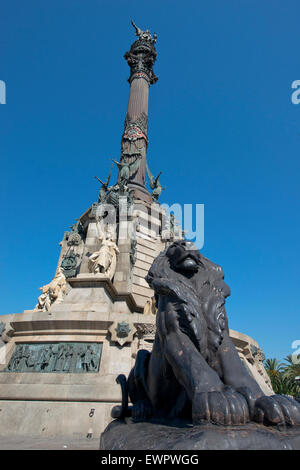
<box><xmin>0</xmin><ymin>22</ymin><xmax>277</xmax><ymax>447</ymax></box>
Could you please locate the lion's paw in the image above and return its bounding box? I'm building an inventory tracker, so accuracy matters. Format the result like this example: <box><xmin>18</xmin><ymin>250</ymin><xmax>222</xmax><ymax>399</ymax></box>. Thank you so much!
<box><xmin>192</xmin><ymin>386</ymin><xmax>250</xmax><ymax>426</ymax></box>
<box><xmin>254</xmin><ymin>394</ymin><xmax>300</xmax><ymax>426</ymax></box>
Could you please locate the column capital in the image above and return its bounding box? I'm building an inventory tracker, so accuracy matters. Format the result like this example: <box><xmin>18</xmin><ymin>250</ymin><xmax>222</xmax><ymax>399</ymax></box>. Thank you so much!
<box><xmin>124</xmin><ymin>22</ymin><xmax>158</xmax><ymax>85</ymax></box>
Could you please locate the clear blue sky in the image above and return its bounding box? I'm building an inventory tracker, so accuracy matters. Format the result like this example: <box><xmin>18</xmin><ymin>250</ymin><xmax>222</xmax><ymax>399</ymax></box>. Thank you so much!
<box><xmin>1</xmin><ymin>0</ymin><xmax>299</xmax><ymax>362</ymax></box>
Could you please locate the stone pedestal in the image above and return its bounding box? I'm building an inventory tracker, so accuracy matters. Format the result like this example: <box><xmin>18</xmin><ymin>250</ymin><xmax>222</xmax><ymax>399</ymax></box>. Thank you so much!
<box><xmin>100</xmin><ymin>419</ymin><xmax>300</xmax><ymax>450</ymax></box>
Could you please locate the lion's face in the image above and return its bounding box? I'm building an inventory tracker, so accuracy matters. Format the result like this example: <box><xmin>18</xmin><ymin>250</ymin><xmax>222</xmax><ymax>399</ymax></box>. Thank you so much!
<box><xmin>166</xmin><ymin>240</ymin><xmax>202</xmax><ymax>273</ymax></box>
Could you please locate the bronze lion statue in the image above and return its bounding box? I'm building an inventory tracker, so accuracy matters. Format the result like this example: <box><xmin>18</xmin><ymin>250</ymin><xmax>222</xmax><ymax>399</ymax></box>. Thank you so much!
<box><xmin>113</xmin><ymin>240</ymin><xmax>300</xmax><ymax>427</ymax></box>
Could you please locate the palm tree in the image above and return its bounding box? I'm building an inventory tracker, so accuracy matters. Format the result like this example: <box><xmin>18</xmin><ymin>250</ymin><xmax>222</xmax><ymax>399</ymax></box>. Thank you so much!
<box><xmin>271</xmin><ymin>375</ymin><xmax>299</xmax><ymax>396</ymax></box>
<box><xmin>264</xmin><ymin>356</ymin><xmax>300</xmax><ymax>397</ymax></box>
<box><xmin>264</xmin><ymin>358</ymin><xmax>284</xmax><ymax>379</ymax></box>
<box><xmin>282</xmin><ymin>354</ymin><xmax>300</xmax><ymax>378</ymax></box>
<box><xmin>264</xmin><ymin>358</ymin><xmax>285</xmax><ymax>394</ymax></box>
<box><xmin>281</xmin><ymin>355</ymin><xmax>300</xmax><ymax>397</ymax></box>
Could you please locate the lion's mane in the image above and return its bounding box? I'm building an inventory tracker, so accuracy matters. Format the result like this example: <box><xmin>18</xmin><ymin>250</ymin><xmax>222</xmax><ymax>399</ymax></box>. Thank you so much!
<box><xmin>145</xmin><ymin>244</ymin><xmax>231</xmax><ymax>362</ymax></box>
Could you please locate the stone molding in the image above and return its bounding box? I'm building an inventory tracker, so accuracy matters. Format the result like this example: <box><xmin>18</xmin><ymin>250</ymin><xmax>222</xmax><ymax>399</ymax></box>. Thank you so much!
<box><xmin>67</xmin><ymin>276</ymin><xmax>144</xmax><ymax>313</ymax></box>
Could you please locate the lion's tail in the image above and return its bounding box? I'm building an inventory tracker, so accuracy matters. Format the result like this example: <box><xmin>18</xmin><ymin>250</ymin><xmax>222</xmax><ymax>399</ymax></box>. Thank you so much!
<box><xmin>111</xmin><ymin>374</ymin><xmax>128</xmax><ymax>420</ymax></box>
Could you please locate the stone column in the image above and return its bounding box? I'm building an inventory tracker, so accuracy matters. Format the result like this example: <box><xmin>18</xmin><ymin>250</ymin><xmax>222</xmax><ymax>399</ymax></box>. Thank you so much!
<box><xmin>120</xmin><ymin>24</ymin><xmax>158</xmax><ymax>202</ymax></box>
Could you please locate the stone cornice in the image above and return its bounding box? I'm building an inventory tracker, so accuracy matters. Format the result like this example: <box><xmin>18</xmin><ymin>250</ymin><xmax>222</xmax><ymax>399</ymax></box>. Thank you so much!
<box><xmin>67</xmin><ymin>276</ymin><xmax>144</xmax><ymax>313</ymax></box>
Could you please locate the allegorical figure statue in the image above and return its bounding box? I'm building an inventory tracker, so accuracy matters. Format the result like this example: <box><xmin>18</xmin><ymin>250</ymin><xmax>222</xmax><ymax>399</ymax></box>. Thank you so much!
<box><xmin>112</xmin><ymin>156</ymin><xmax>141</xmax><ymax>191</ymax></box>
<box><xmin>112</xmin><ymin>240</ymin><xmax>300</xmax><ymax>428</ymax></box>
<box><xmin>146</xmin><ymin>163</ymin><xmax>165</xmax><ymax>201</ymax></box>
<box><xmin>88</xmin><ymin>217</ymin><xmax>120</xmax><ymax>279</ymax></box>
<box><xmin>35</xmin><ymin>267</ymin><xmax>67</xmax><ymax>312</ymax></box>
<box><xmin>94</xmin><ymin>162</ymin><xmax>114</xmax><ymax>203</ymax></box>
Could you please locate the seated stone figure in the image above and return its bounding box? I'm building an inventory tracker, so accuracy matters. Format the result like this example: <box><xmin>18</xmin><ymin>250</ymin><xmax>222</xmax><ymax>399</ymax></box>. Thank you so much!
<box><xmin>114</xmin><ymin>240</ymin><xmax>300</xmax><ymax>427</ymax></box>
<box><xmin>35</xmin><ymin>267</ymin><xmax>67</xmax><ymax>312</ymax></box>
